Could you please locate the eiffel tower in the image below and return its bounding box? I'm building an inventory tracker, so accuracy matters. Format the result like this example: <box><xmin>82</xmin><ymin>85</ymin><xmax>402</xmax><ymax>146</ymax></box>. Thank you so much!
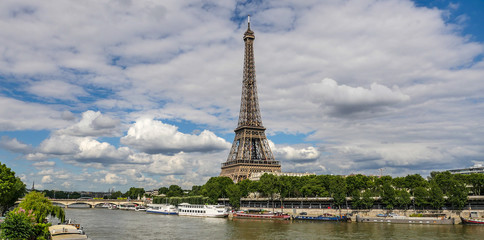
<box><xmin>220</xmin><ymin>16</ymin><xmax>281</xmax><ymax>182</ymax></box>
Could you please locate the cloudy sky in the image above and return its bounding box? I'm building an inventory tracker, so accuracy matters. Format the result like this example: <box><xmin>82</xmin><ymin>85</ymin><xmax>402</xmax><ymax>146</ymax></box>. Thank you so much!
<box><xmin>1</xmin><ymin>0</ymin><xmax>483</xmax><ymax>192</ymax></box>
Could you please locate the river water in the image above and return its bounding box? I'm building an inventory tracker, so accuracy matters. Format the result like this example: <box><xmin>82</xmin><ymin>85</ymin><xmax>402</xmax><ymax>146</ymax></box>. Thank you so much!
<box><xmin>63</xmin><ymin>208</ymin><xmax>483</xmax><ymax>240</ymax></box>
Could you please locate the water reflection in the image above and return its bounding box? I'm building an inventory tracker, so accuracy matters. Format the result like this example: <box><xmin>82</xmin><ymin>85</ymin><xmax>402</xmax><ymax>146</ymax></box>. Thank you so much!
<box><xmin>62</xmin><ymin>209</ymin><xmax>484</xmax><ymax>240</ymax></box>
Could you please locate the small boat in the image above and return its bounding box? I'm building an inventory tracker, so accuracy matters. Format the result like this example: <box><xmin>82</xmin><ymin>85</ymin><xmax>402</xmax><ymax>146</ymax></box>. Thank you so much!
<box><xmin>146</xmin><ymin>204</ymin><xmax>178</xmax><ymax>215</ymax></box>
<box><xmin>356</xmin><ymin>215</ymin><xmax>454</xmax><ymax>225</ymax></box>
<box><xmin>49</xmin><ymin>224</ymin><xmax>90</xmax><ymax>239</ymax></box>
<box><xmin>460</xmin><ymin>217</ymin><xmax>484</xmax><ymax>225</ymax></box>
<box><xmin>233</xmin><ymin>211</ymin><xmax>291</xmax><ymax>220</ymax></box>
<box><xmin>107</xmin><ymin>204</ymin><xmax>117</xmax><ymax>210</ymax></box>
<box><xmin>178</xmin><ymin>203</ymin><xmax>229</xmax><ymax>218</ymax></box>
<box><xmin>118</xmin><ymin>203</ymin><xmax>137</xmax><ymax>210</ymax></box>
<box><xmin>135</xmin><ymin>205</ymin><xmax>147</xmax><ymax>211</ymax></box>
<box><xmin>293</xmin><ymin>213</ymin><xmax>348</xmax><ymax>222</ymax></box>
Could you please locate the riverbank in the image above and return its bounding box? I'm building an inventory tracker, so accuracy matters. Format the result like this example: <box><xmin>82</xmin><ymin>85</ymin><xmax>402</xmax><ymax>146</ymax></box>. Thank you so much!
<box><xmin>239</xmin><ymin>207</ymin><xmax>484</xmax><ymax>224</ymax></box>
<box><xmin>63</xmin><ymin>208</ymin><xmax>484</xmax><ymax>240</ymax></box>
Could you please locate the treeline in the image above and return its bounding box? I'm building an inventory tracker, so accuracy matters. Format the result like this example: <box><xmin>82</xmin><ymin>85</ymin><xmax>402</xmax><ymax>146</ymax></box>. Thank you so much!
<box><xmin>154</xmin><ymin>171</ymin><xmax>483</xmax><ymax>210</ymax></box>
<box><xmin>41</xmin><ymin>187</ymin><xmax>146</xmax><ymax>200</ymax></box>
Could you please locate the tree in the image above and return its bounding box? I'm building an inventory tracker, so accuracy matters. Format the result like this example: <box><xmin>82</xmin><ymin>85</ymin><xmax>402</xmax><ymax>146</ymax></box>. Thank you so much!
<box><xmin>446</xmin><ymin>179</ymin><xmax>468</xmax><ymax>210</ymax></box>
<box><xmin>189</xmin><ymin>185</ymin><xmax>202</xmax><ymax>196</ymax></box>
<box><xmin>351</xmin><ymin>190</ymin><xmax>362</xmax><ymax>209</ymax></box>
<box><xmin>201</xmin><ymin>176</ymin><xmax>234</xmax><ymax>204</ymax></box>
<box><xmin>166</xmin><ymin>185</ymin><xmax>183</xmax><ymax>197</ymax></box>
<box><xmin>0</xmin><ymin>162</ymin><xmax>26</xmax><ymax>215</ymax></box>
<box><xmin>428</xmin><ymin>181</ymin><xmax>445</xmax><ymax>210</ymax></box>
<box><xmin>110</xmin><ymin>191</ymin><xmax>123</xmax><ymax>199</ymax></box>
<box><xmin>404</xmin><ymin>174</ymin><xmax>428</xmax><ymax>193</ymax></box>
<box><xmin>361</xmin><ymin>190</ymin><xmax>375</xmax><ymax>209</ymax></box>
<box><xmin>12</xmin><ymin>192</ymin><xmax>65</xmax><ymax>239</ymax></box>
<box><xmin>158</xmin><ymin>187</ymin><xmax>169</xmax><ymax>195</ymax></box>
<box><xmin>226</xmin><ymin>184</ymin><xmax>242</xmax><ymax>209</ymax></box>
<box><xmin>468</xmin><ymin>173</ymin><xmax>484</xmax><ymax>196</ymax></box>
<box><xmin>413</xmin><ymin>186</ymin><xmax>428</xmax><ymax>209</ymax></box>
<box><xmin>125</xmin><ymin>187</ymin><xmax>145</xmax><ymax>199</ymax></box>
<box><xmin>18</xmin><ymin>191</ymin><xmax>65</xmax><ymax>223</ymax></box>
<box><xmin>236</xmin><ymin>179</ymin><xmax>252</xmax><ymax>198</ymax></box>
<box><xmin>329</xmin><ymin>176</ymin><xmax>346</xmax><ymax>209</ymax></box>
<box><xmin>396</xmin><ymin>190</ymin><xmax>411</xmax><ymax>209</ymax></box>
<box><xmin>381</xmin><ymin>182</ymin><xmax>396</xmax><ymax>210</ymax></box>
<box><xmin>259</xmin><ymin>173</ymin><xmax>279</xmax><ymax>211</ymax></box>
<box><xmin>0</xmin><ymin>208</ymin><xmax>35</xmax><ymax>239</ymax></box>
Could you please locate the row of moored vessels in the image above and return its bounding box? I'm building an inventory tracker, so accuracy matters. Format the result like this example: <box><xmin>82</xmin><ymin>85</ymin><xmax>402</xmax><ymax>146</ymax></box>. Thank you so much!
<box><xmin>143</xmin><ymin>203</ymin><xmax>230</xmax><ymax>218</ymax></box>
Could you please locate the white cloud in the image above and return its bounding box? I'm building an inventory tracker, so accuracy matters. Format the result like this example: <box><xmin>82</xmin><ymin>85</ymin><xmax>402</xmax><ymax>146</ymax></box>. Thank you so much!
<box><xmin>57</xmin><ymin>110</ymin><xmax>120</xmax><ymax>137</ymax></box>
<box><xmin>26</xmin><ymin>80</ymin><xmax>88</xmax><ymax>101</ymax></box>
<box><xmin>269</xmin><ymin>141</ymin><xmax>320</xmax><ymax>163</ymax></box>
<box><xmin>121</xmin><ymin>118</ymin><xmax>230</xmax><ymax>154</ymax></box>
<box><xmin>96</xmin><ymin>173</ymin><xmax>127</xmax><ymax>185</ymax></box>
<box><xmin>0</xmin><ymin>136</ymin><xmax>31</xmax><ymax>153</ymax></box>
<box><xmin>74</xmin><ymin>138</ymin><xmax>131</xmax><ymax>164</ymax></box>
<box><xmin>310</xmin><ymin>78</ymin><xmax>410</xmax><ymax>117</ymax></box>
<box><xmin>0</xmin><ymin>96</ymin><xmax>71</xmax><ymax>131</ymax></box>
<box><xmin>32</xmin><ymin>161</ymin><xmax>55</xmax><ymax>167</ymax></box>
<box><xmin>38</xmin><ymin>135</ymin><xmax>80</xmax><ymax>155</ymax></box>
<box><xmin>41</xmin><ymin>175</ymin><xmax>53</xmax><ymax>184</ymax></box>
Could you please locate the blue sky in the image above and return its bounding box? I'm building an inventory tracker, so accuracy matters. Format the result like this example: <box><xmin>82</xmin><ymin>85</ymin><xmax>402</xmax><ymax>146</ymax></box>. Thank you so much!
<box><xmin>1</xmin><ymin>0</ymin><xmax>483</xmax><ymax>192</ymax></box>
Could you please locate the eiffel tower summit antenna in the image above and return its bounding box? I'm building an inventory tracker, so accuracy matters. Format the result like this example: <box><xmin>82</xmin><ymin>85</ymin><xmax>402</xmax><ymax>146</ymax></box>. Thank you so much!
<box><xmin>220</xmin><ymin>16</ymin><xmax>281</xmax><ymax>183</ymax></box>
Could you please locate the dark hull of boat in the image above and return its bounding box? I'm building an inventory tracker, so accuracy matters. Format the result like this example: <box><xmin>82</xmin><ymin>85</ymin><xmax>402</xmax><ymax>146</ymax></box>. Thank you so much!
<box><xmin>293</xmin><ymin>216</ymin><xmax>348</xmax><ymax>222</ymax></box>
<box><xmin>356</xmin><ymin>215</ymin><xmax>454</xmax><ymax>225</ymax></box>
<box><xmin>461</xmin><ymin>217</ymin><xmax>484</xmax><ymax>225</ymax></box>
<box><xmin>233</xmin><ymin>213</ymin><xmax>291</xmax><ymax>220</ymax></box>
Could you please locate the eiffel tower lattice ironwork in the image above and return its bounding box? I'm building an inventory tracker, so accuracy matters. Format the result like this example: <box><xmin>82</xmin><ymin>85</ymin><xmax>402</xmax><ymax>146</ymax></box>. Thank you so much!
<box><xmin>220</xmin><ymin>16</ymin><xmax>281</xmax><ymax>182</ymax></box>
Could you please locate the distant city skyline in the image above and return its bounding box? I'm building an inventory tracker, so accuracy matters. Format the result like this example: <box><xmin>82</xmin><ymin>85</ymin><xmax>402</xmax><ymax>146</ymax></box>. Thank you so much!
<box><xmin>1</xmin><ymin>0</ymin><xmax>483</xmax><ymax>192</ymax></box>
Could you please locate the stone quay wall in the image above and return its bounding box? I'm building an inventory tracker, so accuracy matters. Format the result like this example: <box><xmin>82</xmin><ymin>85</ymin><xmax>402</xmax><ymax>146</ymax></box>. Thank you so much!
<box><xmin>239</xmin><ymin>207</ymin><xmax>484</xmax><ymax>224</ymax></box>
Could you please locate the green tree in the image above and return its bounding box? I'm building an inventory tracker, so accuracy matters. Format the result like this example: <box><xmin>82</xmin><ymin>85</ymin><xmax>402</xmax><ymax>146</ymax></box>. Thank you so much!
<box><xmin>413</xmin><ymin>186</ymin><xmax>428</xmax><ymax>209</ymax></box>
<box><xmin>69</xmin><ymin>192</ymin><xmax>81</xmax><ymax>199</ymax></box>
<box><xmin>404</xmin><ymin>174</ymin><xmax>428</xmax><ymax>193</ymax></box>
<box><xmin>468</xmin><ymin>173</ymin><xmax>484</xmax><ymax>196</ymax></box>
<box><xmin>201</xmin><ymin>176</ymin><xmax>234</xmax><ymax>204</ymax></box>
<box><xmin>189</xmin><ymin>185</ymin><xmax>202</xmax><ymax>196</ymax></box>
<box><xmin>259</xmin><ymin>173</ymin><xmax>279</xmax><ymax>211</ymax></box>
<box><xmin>361</xmin><ymin>190</ymin><xmax>374</xmax><ymax>209</ymax></box>
<box><xmin>236</xmin><ymin>179</ymin><xmax>252</xmax><ymax>197</ymax></box>
<box><xmin>329</xmin><ymin>176</ymin><xmax>346</xmax><ymax>209</ymax></box>
<box><xmin>0</xmin><ymin>162</ymin><xmax>26</xmax><ymax>215</ymax></box>
<box><xmin>381</xmin><ymin>182</ymin><xmax>396</xmax><ymax>209</ymax></box>
<box><xmin>159</xmin><ymin>186</ymin><xmax>169</xmax><ymax>195</ymax></box>
<box><xmin>351</xmin><ymin>190</ymin><xmax>362</xmax><ymax>209</ymax></box>
<box><xmin>226</xmin><ymin>184</ymin><xmax>242</xmax><ymax>209</ymax></box>
<box><xmin>0</xmin><ymin>208</ymin><xmax>35</xmax><ymax>239</ymax></box>
<box><xmin>447</xmin><ymin>179</ymin><xmax>468</xmax><ymax>210</ymax></box>
<box><xmin>428</xmin><ymin>181</ymin><xmax>445</xmax><ymax>210</ymax></box>
<box><xmin>166</xmin><ymin>185</ymin><xmax>184</xmax><ymax>197</ymax></box>
<box><xmin>396</xmin><ymin>190</ymin><xmax>411</xmax><ymax>209</ymax></box>
<box><xmin>18</xmin><ymin>191</ymin><xmax>65</xmax><ymax>223</ymax></box>
<box><xmin>110</xmin><ymin>191</ymin><xmax>123</xmax><ymax>199</ymax></box>
<box><xmin>125</xmin><ymin>187</ymin><xmax>145</xmax><ymax>199</ymax></box>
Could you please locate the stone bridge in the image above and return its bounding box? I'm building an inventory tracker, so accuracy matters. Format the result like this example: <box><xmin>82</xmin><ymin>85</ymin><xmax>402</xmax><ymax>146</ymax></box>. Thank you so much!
<box><xmin>17</xmin><ymin>199</ymin><xmax>146</xmax><ymax>208</ymax></box>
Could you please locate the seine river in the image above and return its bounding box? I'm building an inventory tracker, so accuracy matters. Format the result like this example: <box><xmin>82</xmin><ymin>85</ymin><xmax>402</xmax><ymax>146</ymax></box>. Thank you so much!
<box><xmin>63</xmin><ymin>208</ymin><xmax>483</xmax><ymax>239</ymax></box>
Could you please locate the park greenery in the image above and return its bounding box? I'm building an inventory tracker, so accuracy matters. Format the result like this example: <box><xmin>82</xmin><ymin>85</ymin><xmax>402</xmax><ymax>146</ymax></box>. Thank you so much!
<box><xmin>0</xmin><ymin>162</ymin><xmax>26</xmax><ymax>215</ymax></box>
<box><xmin>154</xmin><ymin>171</ymin><xmax>483</xmax><ymax>210</ymax></box>
<box><xmin>1</xmin><ymin>192</ymin><xmax>65</xmax><ymax>239</ymax></box>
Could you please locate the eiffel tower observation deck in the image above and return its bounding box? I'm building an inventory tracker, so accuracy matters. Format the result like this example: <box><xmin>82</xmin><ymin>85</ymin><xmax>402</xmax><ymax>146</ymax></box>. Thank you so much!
<box><xmin>220</xmin><ymin>16</ymin><xmax>281</xmax><ymax>183</ymax></box>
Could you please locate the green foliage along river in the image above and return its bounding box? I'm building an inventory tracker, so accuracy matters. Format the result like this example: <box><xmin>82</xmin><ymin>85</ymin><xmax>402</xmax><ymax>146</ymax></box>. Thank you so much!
<box><xmin>62</xmin><ymin>208</ymin><xmax>484</xmax><ymax>240</ymax></box>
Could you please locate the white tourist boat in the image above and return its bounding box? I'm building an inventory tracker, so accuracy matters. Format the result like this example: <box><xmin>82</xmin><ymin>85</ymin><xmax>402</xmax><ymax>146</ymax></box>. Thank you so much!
<box><xmin>146</xmin><ymin>204</ymin><xmax>178</xmax><ymax>215</ymax></box>
<box><xmin>177</xmin><ymin>203</ymin><xmax>229</xmax><ymax>218</ymax></box>
<box><xmin>117</xmin><ymin>203</ymin><xmax>137</xmax><ymax>210</ymax></box>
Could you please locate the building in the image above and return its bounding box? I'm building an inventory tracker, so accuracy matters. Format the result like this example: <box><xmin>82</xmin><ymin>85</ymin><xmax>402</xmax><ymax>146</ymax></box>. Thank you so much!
<box><xmin>448</xmin><ymin>164</ymin><xmax>484</xmax><ymax>175</ymax></box>
<box><xmin>220</xmin><ymin>16</ymin><xmax>281</xmax><ymax>182</ymax></box>
<box><xmin>248</xmin><ymin>171</ymin><xmax>315</xmax><ymax>181</ymax></box>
